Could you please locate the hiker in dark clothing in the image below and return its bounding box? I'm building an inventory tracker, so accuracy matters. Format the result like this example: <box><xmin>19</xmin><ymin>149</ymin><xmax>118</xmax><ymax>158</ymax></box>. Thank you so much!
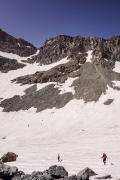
<box><xmin>57</xmin><ymin>154</ymin><xmax>61</xmax><ymax>162</ymax></box>
<box><xmin>101</xmin><ymin>153</ymin><xmax>108</xmax><ymax>165</ymax></box>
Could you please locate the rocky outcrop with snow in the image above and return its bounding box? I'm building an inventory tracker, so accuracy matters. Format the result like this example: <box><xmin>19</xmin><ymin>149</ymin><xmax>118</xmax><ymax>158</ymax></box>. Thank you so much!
<box><xmin>0</xmin><ymin>56</ymin><xmax>25</xmax><ymax>73</ymax></box>
<box><xmin>27</xmin><ymin>35</ymin><xmax>120</xmax><ymax>67</ymax></box>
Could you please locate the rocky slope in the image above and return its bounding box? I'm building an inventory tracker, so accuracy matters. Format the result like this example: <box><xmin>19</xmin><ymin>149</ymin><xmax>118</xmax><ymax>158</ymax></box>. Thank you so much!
<box><xmin>27</xmin><ymin>35</ymin><xmax>120</xmax><ymax>66</ymax></box>
<box><xmin>0</xmin><ymin>32</ymin><xmax>120</xmax><ymax>111</ymax></box>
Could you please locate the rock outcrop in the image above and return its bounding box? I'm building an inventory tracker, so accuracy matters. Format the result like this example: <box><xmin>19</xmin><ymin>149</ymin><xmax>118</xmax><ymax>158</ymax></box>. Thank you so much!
<box><xmin>77</xmin><ymin>167</ymin><xmax>97</xmax><ymax>180</ymax></box>
<box><xmin>0</xmin><ymin>162</ymin><xmax>18</xmax><ymax>179</ymax></box>
<box><xmin>12</xmin><ymin>56</ymin><xmax>83</xmax><ymax>84</ymax></box>
<box><xmin>0</xmin><ymin>29</ymin><xmax>37</xmax><ymax>57</ymax></box>
<box><xmin>26</xmin><ymin>35</ymin><xmax>120</xmax><ymax>68</ymax></box>
<box><xmin>0</xmin><ymin>56</ymin><xmax>25</xmax><ymax>73</ymax></box>
<box><xmin>47</xmin><ymin>165</ymin><xmax>68</xmax><ymax>178</ymax></box>
<box><xmin>0</xmin><ymin>84</ymin><xmax>73</xmax><ymax>112</ymax></box>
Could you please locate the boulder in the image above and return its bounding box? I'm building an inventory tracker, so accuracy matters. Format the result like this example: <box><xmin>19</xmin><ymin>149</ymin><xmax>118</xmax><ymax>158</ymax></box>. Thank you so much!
<box><xmin>0</xmin><ymin>163</ymin><xmax>18</xmax><ymax>179</ymax></box>
<box><xmin>103</xmin><ymin>99</ymin><xmax>114</xmax><ymax>105</ymax></box>
<box><xmin>11</xmin><ymin>171</ymin><xmax>25</xmax><ymax>180</ymax></box>
<box><xmin>0</xmin><ymin>152</ymin><xmax>18</xmax><ymax>163</ymax></box>
<box><xmin>77</xmin><ymin>167</ymin><xmax>97</xmax><ymax>180</ymax></box>
<box><xmin>46</xmin><ymin>165</ymin><xmax>68</xmax><ymax>179</ymax></box>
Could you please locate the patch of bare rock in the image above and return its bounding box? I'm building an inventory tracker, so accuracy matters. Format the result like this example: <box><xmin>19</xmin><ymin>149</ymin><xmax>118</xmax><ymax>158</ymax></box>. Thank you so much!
<box><xmin>0</xmin><ymin>56</ymin><xmax>25</xmax><ymax>73</ymax></box>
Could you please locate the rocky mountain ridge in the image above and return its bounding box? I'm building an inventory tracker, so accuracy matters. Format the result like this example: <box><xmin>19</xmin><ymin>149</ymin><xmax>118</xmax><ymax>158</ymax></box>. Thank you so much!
<box><xmin>29</xmin><ymin>35</ymin><xmax>120</xmax><ymax>67</ymax></box>
<box><xmin>0</xmin><ymin>29</ymin><xmax>37</xmax><ymax>57</ymax></box>
<box><xmin>0</xmin><ymin>30</ymin><xmax>120</xmax><ymax>111</ymax></box>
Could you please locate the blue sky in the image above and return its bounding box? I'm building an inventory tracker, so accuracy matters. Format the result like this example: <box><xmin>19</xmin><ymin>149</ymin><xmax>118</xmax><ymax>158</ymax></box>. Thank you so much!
<box><xmin>0</xmin><ymin>0</ymin><xmax>120</xmax><ymax>47</ymax></box>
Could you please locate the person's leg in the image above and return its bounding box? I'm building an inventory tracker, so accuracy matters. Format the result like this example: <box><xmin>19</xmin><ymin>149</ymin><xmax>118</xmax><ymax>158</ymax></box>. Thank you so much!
<box><xmin>103</xmin><ymin>159</ymin><xmax>106</xmax><ymax>165</ymax></box>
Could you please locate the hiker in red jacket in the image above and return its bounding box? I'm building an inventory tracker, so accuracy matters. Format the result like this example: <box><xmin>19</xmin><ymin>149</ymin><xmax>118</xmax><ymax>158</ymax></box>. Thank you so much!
<box><xmin>101</xmin><ymin>153</ymin><xmax>108</xmax><ymax>165</ymax></box>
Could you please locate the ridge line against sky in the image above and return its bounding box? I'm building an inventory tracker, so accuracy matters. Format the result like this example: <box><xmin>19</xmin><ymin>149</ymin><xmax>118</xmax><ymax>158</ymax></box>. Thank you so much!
<box><xmin>0</xmin><ymin>0</ymin><xmax>120</xmax><ymax>47</ymax></box>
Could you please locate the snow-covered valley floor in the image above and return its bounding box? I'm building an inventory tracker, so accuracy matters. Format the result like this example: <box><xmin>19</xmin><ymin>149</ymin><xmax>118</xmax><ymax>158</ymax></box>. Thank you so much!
<box><xmin>0</xmin><ymin>51</ymin><xmax>120</xmax><ymax>179</ymax></box>
<box><xmin>0</xmin><ymin>96</ymin><xmax>120</xmax><ymax>179</ymax></box>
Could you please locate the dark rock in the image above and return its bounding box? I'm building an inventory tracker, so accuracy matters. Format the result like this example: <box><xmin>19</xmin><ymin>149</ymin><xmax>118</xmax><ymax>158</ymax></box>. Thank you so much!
<box><xmin>28</xmin><ymin>35</ymin><xmax>73</xmax><ymax>65</ymax></box>
<box><xmin>0</xmin><ymin>56</ymin><xmax>25</xmax><ymax>73</ymax></box>
<box><xmin>94</xmin><ymin>175</ymin><xmax>112</xmax><ymax>179</ymax></box>
<box><xmin>68</xmin><ymin>53</ymin><xmax>87</xmax><ymax>64</ymax></box>
<box><xmin>12</xmin><ymin>58</ymin><xmax>81</xmax><ymax>84</ymax></box>
<box><xmin>21</xmin><ymin>171</ymin><xmax>53</xmax><ymax>180</ymax></box>
<box><xmin>0</xmin><ymin>152</ymin><xmax>18</xmax><ymax>163</ymax></box>
<box><xmin>27</xmin><ymin>35</ymin><xmax>87</xmax><ymax>65</ymax></box>
<box><xmin>77</xmin><ymin>167</ymin><xmax>97</xmax><ymax>180</ymax></box>
<box><xmin>47</xmin><ymin>165</ymin><xmax>68</xmax><ymax>179</ymax></box>
<box><xmin>11</xmin><ymin>171</ymin><xmax>25</xmax><ymax>180</ymax></box>
<box><xmin>0</xmin><ymin>163</ymin><xmax>18</xmax><ymax>179</ymax></box>
<box><xmin>26</xmin><ymin>35</ymin><xmax>120</xmax><ymax>71</ymax></box>
<box><xmin>31</xmin><ymin>172</ymin><xmax>52</xmax><ymax>180</ymax></box>
<box><xmin>103</xmin><ymin>99</ymin><xmax>114</xmax><ymax>105</ymax></box>
<box><xmin>73</xmin><ymin>63</ymin><xmax>107</xmax><ymax>102</ymax></box>
<box><xmin>0</xmin><ymin>84</ymin><xmax>73</xmax><ymax>112</ymax></box>
<box><xmin>0</xmin><ymin>29</ymin><xmax>37</xmax><ymax>57</ymax></box>
<box><xmin>1</xmin><ymin>137</ymin><xmax>6</xmax><ymax>140</ymax></box>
